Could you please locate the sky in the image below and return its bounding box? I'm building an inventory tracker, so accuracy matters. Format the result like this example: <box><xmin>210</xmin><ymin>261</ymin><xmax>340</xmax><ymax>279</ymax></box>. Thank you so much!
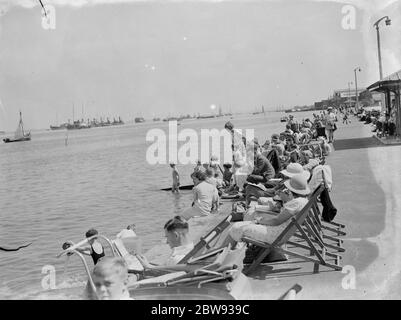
<box><xmin>0</xmin><ymin>0</ymin><xmax>400</xmax><ymax>130</ymax></box>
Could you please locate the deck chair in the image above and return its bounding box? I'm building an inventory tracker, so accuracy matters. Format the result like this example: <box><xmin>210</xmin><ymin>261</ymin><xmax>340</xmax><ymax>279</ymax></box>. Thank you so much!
<box><xmin>112</xmin><ymin>238</ymin><xmax>144</xmax><ymax>273</ymax></box>
<box><xmin>242</xmin><ymin>187</ymin><xmax>343</xmax><ymax>275</ymax></box>
<box><xmin>132</xmin><ymin>243</ymin><xmax>246</xmax><ymax>290</ymax></box>
<box><xmin>166</xmin><ymin>243</ymin><xmax>246</xmax><ymax>288</ymax></box>
<box><xmin>178</xmin><ymin>214</ymin><xmax>234</xmax><ymax>264</ymax></box>
<box><xmin>309</xmin><ymin>170</ymin><xmax>346</xmax><ymax>236</ymax></box>
<box><xmin>291</xmin><ymin>184</ymin><xmax>345</xmax><ymax>254</ymax></box>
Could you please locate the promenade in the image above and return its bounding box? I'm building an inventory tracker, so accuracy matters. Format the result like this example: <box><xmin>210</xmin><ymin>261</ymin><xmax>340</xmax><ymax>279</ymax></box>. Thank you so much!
<box><xmin>246</xmin><ymin>116</ymin><xmax>401</xmax><ymax>299</ymax></box>
<box><xmin>145</xmin><ymin>115</ymin><xmax>401</xmax><ymax>300</ymax></box>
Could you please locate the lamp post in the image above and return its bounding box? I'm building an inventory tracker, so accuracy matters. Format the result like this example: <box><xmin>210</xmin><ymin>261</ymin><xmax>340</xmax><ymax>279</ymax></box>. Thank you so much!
<box><xmin>354</xmin><ymin>67</ymin><xmax>361</xmax><ymax>111</ymax></box>
<box><xmin>348</xmin><ymin>82</ymin><xmax>353</xmax><ymax>109</ymax></box>
<box><xmin>373</xmin><ymin>16</ymin><xmax>391</xmax><ymax>80</ymax></box>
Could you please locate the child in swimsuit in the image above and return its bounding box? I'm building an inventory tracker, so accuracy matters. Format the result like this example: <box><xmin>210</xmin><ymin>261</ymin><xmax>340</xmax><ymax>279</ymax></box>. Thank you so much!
<box><xmin>170</xmin><ymin>163</ymin><xmax>180</xmax><ymax>193</ymax></box>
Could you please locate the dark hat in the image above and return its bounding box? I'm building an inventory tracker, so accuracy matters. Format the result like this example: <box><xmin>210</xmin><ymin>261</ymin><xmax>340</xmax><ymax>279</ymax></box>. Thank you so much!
<box><xmin>85</xmin><ymin>228</ymin><xmax>98</xmax><ymax>238</ymax></box>
<box><xmin>224</xmin><ymin>121</ymin><xmax>234</xmax><ymax>131</ymax></box>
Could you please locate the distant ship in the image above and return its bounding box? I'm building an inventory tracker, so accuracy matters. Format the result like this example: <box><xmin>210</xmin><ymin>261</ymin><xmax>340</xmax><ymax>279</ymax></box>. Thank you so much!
<box><xmin>3</xmin><ymin>111</ymin><xmax>31</xmax><ymax>143</ymax></box>
<box><xmin>66</xmin><ymin>119</ymin><xmax>91</xmax><ymax>130</ymax></box>
<box><xmin>196</xmin><ymin>114</ymin><xmax>216</xmax><ymax>119</ymax></box>
<box><xmin>153</xmin><ymin>117</ymin><xmax>160</xmax><ymax>122</ymax></box>
<box><xmin>50</xmin><ymin>124</ymin><xmax>67</xmax><ymax>130</ymax></box>
<box><xmin>135</xmin><ymin>117</ymin><xmax>145</xmax><ymax>123</ymax></box>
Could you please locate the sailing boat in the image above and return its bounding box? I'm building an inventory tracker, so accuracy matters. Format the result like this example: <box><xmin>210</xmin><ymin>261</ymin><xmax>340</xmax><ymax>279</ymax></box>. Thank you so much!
<box><xmin>3</xmin><ymin>111</ymin><xmax>31</xmax><ymax>143</ymax></box>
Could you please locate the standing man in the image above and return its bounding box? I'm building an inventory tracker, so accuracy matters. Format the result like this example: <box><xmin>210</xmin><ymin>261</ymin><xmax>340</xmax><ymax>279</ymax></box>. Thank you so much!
<box><xmin>224</xmin><ymin>121</ymin><xmax>250</xmax><ymax>191</ymax></box>
<box><xmin>325</xmin><ymin>107</ymin><xmax>337</xmax><ymax>143</ymax></box>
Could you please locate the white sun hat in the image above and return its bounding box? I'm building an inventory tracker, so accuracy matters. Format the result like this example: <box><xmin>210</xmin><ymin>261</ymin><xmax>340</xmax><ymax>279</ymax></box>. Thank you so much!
<box><xmin>280</xmin><ymin>162</ymin><xmax>310</xmax><ymax>180</ymax></box>
<box><xmin>284</xmin><ymin>174</ymin><xmax>311</xmax><ymax>196</ymax></box>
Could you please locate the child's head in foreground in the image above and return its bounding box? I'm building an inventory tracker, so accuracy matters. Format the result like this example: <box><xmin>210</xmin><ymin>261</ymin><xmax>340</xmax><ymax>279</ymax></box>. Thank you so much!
<box><xmin>91</xmin><ymin>257</ymin><xmax>130</xmax><ymax>300</ymax></box>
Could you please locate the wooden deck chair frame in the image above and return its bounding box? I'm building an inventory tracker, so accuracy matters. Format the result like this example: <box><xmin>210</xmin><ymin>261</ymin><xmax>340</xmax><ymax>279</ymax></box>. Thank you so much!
<box><xmin>166</xmin><ymin>243</ymin><xmax>246</xmax><ymax>288</ymax></box>
<box><xmin>242</xmin><ymin>186</ymin><xmax>342</xmax><ymax>275</ymax></box>
<box><xmin>288</xmin><ymin>183</ymin><xmax>345</xmax><ymax>258</ymax></box>
<box><xmin>293</xmin><ymin>183</ymin><xmax>346</xmax><ymax>253</ymax></box>
<box><xmin>178</xmin><ymin>214</ymin><xmax>233</xmax><ymax>264</ymax></box>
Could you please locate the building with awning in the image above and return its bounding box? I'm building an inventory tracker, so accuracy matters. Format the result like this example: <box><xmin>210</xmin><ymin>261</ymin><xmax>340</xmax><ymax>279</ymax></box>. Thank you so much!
<box><xmin>367</xmin><ymin>69</ymin><xmax>401</xmax><ymax>137</ymax></box>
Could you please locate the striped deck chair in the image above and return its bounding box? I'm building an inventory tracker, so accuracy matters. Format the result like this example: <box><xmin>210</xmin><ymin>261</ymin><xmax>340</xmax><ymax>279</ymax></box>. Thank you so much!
<box><xmin>112</xmin><ymin>238</ymin><xmax>144</xmax><ymax>273</ymax></box>
<box><xmin>132</xmin><ymin>243</ymin><xmax>246</xmax><ymax>290</ymax></box>
<box><xmin>302</xmin><ymin>183</ymin><xmax>346</xmax><ymax>253</ymax></box>
<box><xmin>178</xmin><ymin>214</ymin><xmax>234</xmax><ymax>264</ymax></box>
<box><xmin>242</xmin><ymin>185</ymin><xmax>343</xmax><ymax>275</ymax></box>
<box><xmin>291</xmin><ymin>184</ymin><xmax>345</xmax><ymax>255</ymax></box>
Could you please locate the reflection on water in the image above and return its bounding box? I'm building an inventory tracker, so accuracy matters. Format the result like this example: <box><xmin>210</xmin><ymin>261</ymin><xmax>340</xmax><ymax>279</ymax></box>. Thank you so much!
<box><xmin>0</xmin><ymin>112</ymin><xmax>297</xmax><ymax>299</ymax></box>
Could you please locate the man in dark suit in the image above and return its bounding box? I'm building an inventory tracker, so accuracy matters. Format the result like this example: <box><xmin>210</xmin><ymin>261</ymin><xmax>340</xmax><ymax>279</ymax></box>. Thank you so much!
<box><xmin>246</xmin><ymin>142</ymin><xmax>275</xmax><ymax>184</ymax></box>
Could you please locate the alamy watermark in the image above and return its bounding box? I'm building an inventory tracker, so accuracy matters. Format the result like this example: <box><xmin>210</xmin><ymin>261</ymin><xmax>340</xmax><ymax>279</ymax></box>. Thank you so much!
<box><xmin>341</xmin><ymin>265</ymin><xmax>356</xmax><ymax>290</ymax></box>
<box><xmin>41</xmin><ymin>265</ymin><xmax>57</xmax><ymax>290</ymax></box>
<box><xmin>341</xmin><ymin>5</ymin><xmax>356</xmax><ymax>30</ymax></box>
<box><xmin>145</xmin><ymin>121</ymin><xmax>255</xmax><ymax>165</ymax></box>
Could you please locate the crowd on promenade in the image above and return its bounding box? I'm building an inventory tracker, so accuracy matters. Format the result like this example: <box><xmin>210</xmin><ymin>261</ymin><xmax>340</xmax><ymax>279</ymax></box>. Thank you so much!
<box><xmin>60</xmin><ymin>111</ymin><xmax>339</xmax><ymax>300</ymax></box>
<box><xmin>356</xmin><ymin>100</ymin><xmax>398</xmax><ymax>138</ymax></box>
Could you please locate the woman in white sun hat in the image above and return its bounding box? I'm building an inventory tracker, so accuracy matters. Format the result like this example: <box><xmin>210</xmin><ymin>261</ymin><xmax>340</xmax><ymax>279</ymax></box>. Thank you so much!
<box><xmin>244</xmin><ymin>162</ymin><xmax>309</xmax><ymax>206</ymax></box>
<box><xmin>228</xmin><ymin>174</ymin><xmax>310</xmax><ymax>245</ymax></box>
<box><xmin>280</xmin><ymin>162</ymin><xmax>310</xmax><ymax>181</ymax></box>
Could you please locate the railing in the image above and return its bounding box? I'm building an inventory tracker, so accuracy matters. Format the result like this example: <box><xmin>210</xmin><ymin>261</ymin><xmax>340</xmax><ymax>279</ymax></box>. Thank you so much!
<box><xmin>57</xmin><ymin>234</ymin><xmax>117</xmax><ymax>300</ymax></box>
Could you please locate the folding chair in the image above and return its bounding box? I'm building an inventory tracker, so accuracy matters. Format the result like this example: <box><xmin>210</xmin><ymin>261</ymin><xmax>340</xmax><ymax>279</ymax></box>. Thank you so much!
<box><xmin>242</xmin><ymin>188</ymin><xmax>343</xmax><ymax>275</ymax></box>
<box><xmin>112</xmin><ymin>238</ymin><xmax>144</xmax><ymax>273</ymax></box>
<box><xmin>178</xmin><ymin>214</ymin><xmax>234</xmax><ymax>264</ymax></box>
<box><xmin>292</xmin><ymin>184</ymin><xmax>345</xmax><ymax>254</ymax></box>
<box><xmin>132</xmin><ymin>243</ymin><xmax>246</xmax><ymax>290</ymax></box>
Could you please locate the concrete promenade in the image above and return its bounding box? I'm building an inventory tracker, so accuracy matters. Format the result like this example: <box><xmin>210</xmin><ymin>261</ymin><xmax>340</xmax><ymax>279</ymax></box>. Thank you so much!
<box><xmin>146</xmin><ymin>115</ymin><xmax>401</xmax><ymax>300</ymax></box>
<box><xmin>246</xmin><ymin>116</ymin><xmax>401</xmax><ymax>299</ymax></box>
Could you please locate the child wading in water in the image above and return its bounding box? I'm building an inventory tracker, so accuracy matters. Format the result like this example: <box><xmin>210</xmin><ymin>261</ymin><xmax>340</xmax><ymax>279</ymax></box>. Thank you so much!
<box><xmin>170</xmin><ymin>163</ymin><xmax>180</xmax><ymax>193</ymax></box>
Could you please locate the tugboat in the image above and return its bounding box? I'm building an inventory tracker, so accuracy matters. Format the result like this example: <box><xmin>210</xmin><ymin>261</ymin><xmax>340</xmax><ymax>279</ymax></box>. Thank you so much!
<box><xmin>3</xmin><ymin>111</ymin><xmax>31</xmax><ymax>143</ymax></box>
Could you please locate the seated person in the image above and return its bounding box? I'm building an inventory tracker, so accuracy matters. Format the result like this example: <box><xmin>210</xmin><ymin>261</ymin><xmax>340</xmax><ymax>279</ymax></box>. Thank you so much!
<box><xmin>63</xmin><ymin>229</ymin><xmax>105</xmax><ymax>265</ymax></box>
<box><xmin>181</xmin><ymin>171</ymin><xmax>219</xmax><ymax>220</ymax></box>
<box><xmin>205</xmin><ymin>168</ymin><xmax>224</xmax><ymax>199</ymax></box>
<box><xmin>222</xmin><ymin>163</ymin><xmax>233</xmax><ymax>186</ymax></box>
<box><xmin>270</xmin><ymin>133</ymin><xmax>285</xmax><ymax>156</ymax></box>
<box><xmin>209</xmin><ymin>156</ymin><xmax>223</xmax><ymax>180</ymax></box>
<box><xmin>261</xmin><ymin>139</ymin><xmax>272</xmax><ymax>157</ymax></box>
<box><xmin>226</xmin><ymin>174</ymin><xmax>310</xmax><ymax>245</ymax></box>
<box><xmin>136</xmin><ymin>216</ymin><xmax>194</xmax><ymax>269</ymax></box>
<box><xmin>244</xmin><ymin>162</ymin><xmax>310</xmax><ymax>206</ymax></box>
<box><xmin>246</xmin><ymin>143</ymin><xmax>275</xmax><ymax>184</ymax></box>
<box><xmin>317</xmin><ymin>137</ymin><xmax>331</xmax><ymax>156</ymax></box>
<box><xmin>89</xmin><ymin>256</ymin><xmax>133</xmax><ymax>300</ymax></box>
<box><xmin>193</xmin><ymin>160</ymin><xmax>204</xmax><ymax>173</ymax></box>
<box><xmin>282</xmin><ymin>124</ymin><xmax>294</xmax><ymax>136</ymax></box>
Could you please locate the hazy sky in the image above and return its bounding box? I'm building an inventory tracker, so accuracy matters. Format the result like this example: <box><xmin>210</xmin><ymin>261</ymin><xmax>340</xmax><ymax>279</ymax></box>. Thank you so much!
<box><xmin>0</xmin><ymin>0</ymin><xmax>400</xmax><ymax>130</ymax></box>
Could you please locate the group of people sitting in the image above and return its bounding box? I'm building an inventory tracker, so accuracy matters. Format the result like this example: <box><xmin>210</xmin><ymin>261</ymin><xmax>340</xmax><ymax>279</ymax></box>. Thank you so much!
<box><xmin>62</xmin><ymin>216</ymin><xmax>196</xmax><ymax>300</ymax></box>
<box><xmin>174</xmin><ymin>118</ymin><xmax>334</xmax><ymax>261</ymax></box>
<box><xmin>61</xmin><ymin>115</ymin><xmax>336</xmax><ymax>300</ymax></box>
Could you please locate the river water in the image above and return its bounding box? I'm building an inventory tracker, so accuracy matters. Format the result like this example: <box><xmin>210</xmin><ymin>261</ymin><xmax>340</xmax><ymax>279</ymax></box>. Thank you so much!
<box><xmin>0</xmin><ymin>112</ymin><xmax>306</xmax><ymax>299</ymax></box>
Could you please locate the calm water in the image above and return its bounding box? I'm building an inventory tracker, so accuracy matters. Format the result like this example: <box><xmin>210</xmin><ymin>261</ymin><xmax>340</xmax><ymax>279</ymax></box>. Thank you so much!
<box><xmin>0</xmin><ymin>112</ymin><xmax>305</xmax><ymax>299</ymax></box>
